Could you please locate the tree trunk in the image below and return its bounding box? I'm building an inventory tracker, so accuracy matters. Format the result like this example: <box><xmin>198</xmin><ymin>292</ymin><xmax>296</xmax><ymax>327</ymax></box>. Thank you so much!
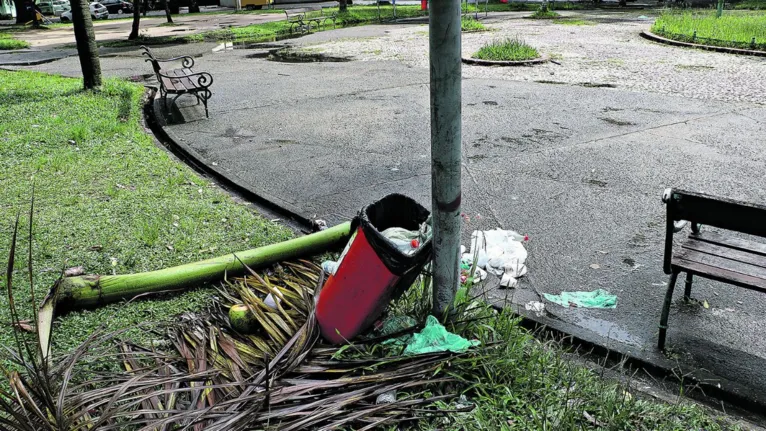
<box><xmin>15</xmin><ymin>0</ymin><xmax>34</xmax><ymax>24</ymax></box>
<box><xmin>129</xmin><ymin>0</ymin><xmax>140</xmax><ymax>39</ymax></box>
<box><xmin>143</xmin><ymin>0</ymin><xmax>147</xmax><ymax>16</ymax></box>
<box><xmin>69</xmin><ymin>0</ymin><xmax>103</xmax><ymax>90</ymax></box>
<box><xmin>339</xmin><ymin>0</ymin><xmax>347</xmax><ymax>12</ymax></box>
<box><xmin>189</xmin><ymin>0</ymin><xmax>200</xmax><ymax>13</ymax></box>
<box><xmin>164</xmin><ymin>0</ymin><xmax>173</xmax><ymax>23</ymax></box>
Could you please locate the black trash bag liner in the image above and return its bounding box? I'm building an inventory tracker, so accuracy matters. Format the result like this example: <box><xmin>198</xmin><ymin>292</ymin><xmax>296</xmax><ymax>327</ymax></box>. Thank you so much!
<box><xmin>350</xmin><ymin>193</ymin><xmax>432</xmax><ymax>277</ymax></box>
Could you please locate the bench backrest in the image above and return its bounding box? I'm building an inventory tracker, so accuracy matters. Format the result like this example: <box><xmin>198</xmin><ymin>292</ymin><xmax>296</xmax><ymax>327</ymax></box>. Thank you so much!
<box><xmin>284</xmin><ymin>6</ymin><xmax>320</xmax><ymax>16</ymax></box>
<box><xmin>663</xmin><ymin>188</ymin><xmax>766</xmax><ymax>271</ymax></box>
<box><xmin>140</xmin><ymin>45</ymin><xmax>163</xmax><ymax>75</ymax></box>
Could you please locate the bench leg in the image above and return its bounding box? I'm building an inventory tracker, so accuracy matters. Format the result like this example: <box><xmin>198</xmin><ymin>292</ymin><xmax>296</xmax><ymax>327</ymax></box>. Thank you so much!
<box><xmin>658</xmin><ymin>270</ymin><xmax>679</xmax><ymax>351</ymax></box>
<box><xmin>683</xmin><ymin>272</ymin><xmax>693</xmax><ymax>301</ymax></box>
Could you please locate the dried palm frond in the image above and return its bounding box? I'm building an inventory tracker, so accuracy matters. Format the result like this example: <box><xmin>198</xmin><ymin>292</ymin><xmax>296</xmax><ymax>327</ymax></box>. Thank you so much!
<box><xmin>2</xmin><ymin>213</ymin><xmax>476</xmax><ymax>430</ymax></box>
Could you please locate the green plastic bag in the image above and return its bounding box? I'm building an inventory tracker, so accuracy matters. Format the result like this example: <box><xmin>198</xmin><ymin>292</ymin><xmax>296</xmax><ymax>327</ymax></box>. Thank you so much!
<box><xmin>543</xmin><ymin>289</ymin><xmax>617</xmax><ymax>309</ymax></box>
<box><xmin>403</xmin><ymin>315</ymin><xmax>479</xmax><ymax>355</ymax></box>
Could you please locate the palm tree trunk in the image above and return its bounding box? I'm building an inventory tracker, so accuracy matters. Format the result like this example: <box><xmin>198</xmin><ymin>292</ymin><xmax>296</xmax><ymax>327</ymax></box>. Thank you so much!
<box><xmin>129</xmin><ymin>0</ymin><xmax>140</xmax><ymax>39</ymax></box>
<box><xmin>37</xmin><ymin>221</ymin><xmax>351</xmax><ymax>358</ymax></box>
<box><xmin>69</xmin><ymin>0</ymin><xmax>103</xmax><ymax>90</ymax></box>
<box><xmin>164</xmin><ymin>0</ymin><xmax>173</xmax><ymax>23</ymax></box>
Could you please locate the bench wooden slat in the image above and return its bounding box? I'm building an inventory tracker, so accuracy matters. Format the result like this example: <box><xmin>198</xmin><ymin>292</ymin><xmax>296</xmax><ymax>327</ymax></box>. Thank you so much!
<box><xmin>690</xmin><ymin>231</ymin><xmax>766</xmax><ymax>258</ymax></box>
<box><xmin>681</xmin><ymin>238</ymin><xmax>766</xmax><ymax>270</ymax></box>
<box><xmin>674</xmin><ymin>248</ymin><xmax>766</xmax><ymax>282</ymax></box>
<box><xmin>671</xmin><ymin>256</ymin><xmax>766</xmax><ymax>292</ymax></box>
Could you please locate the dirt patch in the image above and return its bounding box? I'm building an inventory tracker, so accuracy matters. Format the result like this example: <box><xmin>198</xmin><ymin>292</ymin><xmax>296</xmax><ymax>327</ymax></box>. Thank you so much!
<box><xmin>267</xmin><ymin>48</ymin><xmax>352</xmax><ymax>63</ymax></box>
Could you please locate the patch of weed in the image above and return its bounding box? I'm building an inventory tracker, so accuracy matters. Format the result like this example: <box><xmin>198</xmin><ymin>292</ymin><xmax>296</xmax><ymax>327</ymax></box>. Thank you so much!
<box><xmin>473</xmin><ymin>37</ymin><xmax>539</xmax><ymax>61</ymax></box>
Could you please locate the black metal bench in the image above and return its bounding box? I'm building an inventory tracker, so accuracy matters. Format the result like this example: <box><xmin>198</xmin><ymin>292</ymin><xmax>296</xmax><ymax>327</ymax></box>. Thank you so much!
<box><xmin>284</xmin><ymin>7</ymin><xmax>337</xmax><ymax>33</ymax></box>
<box><xmin>141</xmin><ymin>45</ymin><xmax>213</xmax><ymax>118</ymax></box>
<box><xmin>658</xmin><ymin>188</ymin><xmax>766</xmax><ymax>350</ymax></box>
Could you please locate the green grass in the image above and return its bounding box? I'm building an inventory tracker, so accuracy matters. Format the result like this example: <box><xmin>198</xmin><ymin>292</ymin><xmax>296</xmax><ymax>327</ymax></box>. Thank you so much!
<box><xmin>439</xmin><ymin>312</ymin><xmax>741</xmax><ymax>430</ymax></box>
<box><xmin>473</xmin><ymin>37</ymin><xmax>539</xmax><ymax>61</ymax></box>
<box><xmin>0</xmin><ymin>29</ymin><xmax>30</xmax><ymax>50</ymax></box>
<box><xmin>554</xmin><ymin>17</ymin><xmax>596</xmax><ymax>25</ymax></box>
<box><xmin>462</xmin><ymin>1</ymin><xmax>584</xmax><ymax>12</ymax></box>
<box><xmin>734</xmin><ymin>0</ymin><xmax>766</xmax><ymax>9</ymax></box>
<box><xmin>100</xmin><ymin>5</ymin><xmax>428</xmax><ymax>47</ymax></box>
<box><xmin>0</xmin><ymin>70</ymin><xmax>292</xmax><ymax>353</ymax></box>
<box><xmin>461</xmin><ymin>16</ymin><xmax>487</xmax><ymax>31</ymax></box>
<box><xmin>652</xmin><ymin>11</ymin><xmax>766</xmax><ymax>50</ymax></box>
<box><xmin>529</xmin><ymin>8</ymin><xmax>561</xmax><ymax>18</ymax></box>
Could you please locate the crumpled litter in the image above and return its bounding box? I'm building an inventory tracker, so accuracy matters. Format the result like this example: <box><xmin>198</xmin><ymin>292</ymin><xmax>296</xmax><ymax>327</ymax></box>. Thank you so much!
<box><xmin>543</xmin><ymin>289</ymin><xmax>617</xmax><ymax>309</ymax></box>
<box><xmin>462</xmin><ymin>229</ymin><xmax>528</xmax><ymax>288</ymax></box>
<box><xmin>381</xmin><ymin>227</ymin><xmax>422</xmax><ymax>255</ymax></box>
<box><xmin>384</xmin><ymin>315</ymin><xmax>479</xmax><ymax>355</ymax></box>
<box><xmin>321</xmin><ymin>260</ymin><xmax>339</xmax><ymax>275</ymax></box>
<box><xmin>404</xmin><ymin>316</ymin><xmax>479</xmax><ymax>355</ymax></box>
<box><xmin>525</xmin><ymin>301</ymin><xmax>546</xmax><ymax>317</ymax></box>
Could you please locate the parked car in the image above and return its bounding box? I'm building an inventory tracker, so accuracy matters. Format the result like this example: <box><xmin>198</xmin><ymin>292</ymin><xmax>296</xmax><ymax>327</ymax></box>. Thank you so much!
<box><xmin>37</xmin><ymin>0</ymin><xmax>69</xmax><ymax>15</ymax></box>
<box><xmin>60</xmin><ymin>2</ymin><xmax>109</xmax><ymax>21</ymax></box>
<box><xmin>100</xmin><ymin>0</ymin><xmax>133</xmax><ymax>13</ymax></box>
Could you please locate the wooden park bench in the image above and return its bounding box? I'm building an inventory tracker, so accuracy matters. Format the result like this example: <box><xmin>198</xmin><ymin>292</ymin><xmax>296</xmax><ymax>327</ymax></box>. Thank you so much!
<box><xmin>284</xmin><ymin>7</ymin><xmax>337</xmax><ymax>33</ymax></box>
<box><xmin>658</xmin><ymin>188</ymin><xmax>766</xmax><ymax>350</ymax></box>
<box><xmin>141</xmin><ymin>45</ymin><xmax>213</xmax><ymax>118</ymax></box>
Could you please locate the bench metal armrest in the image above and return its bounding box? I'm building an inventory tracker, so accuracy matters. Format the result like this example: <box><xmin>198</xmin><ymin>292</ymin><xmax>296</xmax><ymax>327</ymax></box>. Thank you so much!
<box><xmin>159</xmin><ymin>71</ymin><xmax>214</xmax><ymax>89</ymax></box>
<box><xmin>662</xmin><ymin>188</ymin><xmax>703</xmax><ymax>274</ymax></box>
<box><xmin>156</xmin><ymin>55</ymin><xmax>195</xmax><ymax>68</ymax></box>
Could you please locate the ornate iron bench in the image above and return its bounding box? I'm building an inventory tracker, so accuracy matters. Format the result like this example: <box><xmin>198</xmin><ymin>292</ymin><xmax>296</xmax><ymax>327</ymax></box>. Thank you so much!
<box><xmin>284</xmin><ymin>7</ymin><xmax>337</xmax><ymax>33</ymax></box>
<box><xmin>658</xmin><ymin>188</ymin><xmax>766</xmax><ymax>350</ymax></box>
<box><xmin>141</xmin><ymin>45</ymin><xmax>213</xmax><ymax>118</ymax></box>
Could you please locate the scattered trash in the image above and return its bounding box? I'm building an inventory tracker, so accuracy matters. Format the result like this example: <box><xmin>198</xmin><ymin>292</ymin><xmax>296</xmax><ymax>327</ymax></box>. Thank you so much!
<box><xmin>702</xmin><ymin>300</ymin><xmax>710</xmax><ymax>309</ymax></box>
<box><xmin>543</xmin><ymin>289</ymin><xmax>617</xmax><ymax>309</ymax></box>
<box><xmin>264</xmin><ymin>291</ymin><xmax>281</xmax><ymax>309</ymax></box>
<box><xmin>584</xmin><ymin>410</ymin><xmax>605</xmax><ymax>427</ymax></box>
<box><xmin>455</xmin><ymin>394</ymin><xmax>474</xmax><ymax>409</ymax></box>
<box><xmin>321</xmin><ymin>260</ymin><xmax>339</xmax><ymax>275</ymax></box>
<box><xmin>462</xmin><ymin>229</ymin><xmax>528</xmax><ymax>288</ymax></box>
<box><xmin>402</xmin><ymin>315</ymin><xmax>479</xmax><ymax>355</ymax></box>
<box><xmin>589</xmin><ymin>264</ymin><xmax>601</xmax><ymax>269</ymax></box>
<box><xmin>525</xmin><ymin>301</ymin><xmax>546</xmax><ymax>317</ymax></box>
<box><xmin>64</xmin><ymin>266</ymin><xmax>85</xmax><ymax>277</ymax></box>
<box><xmin>376</xmin><ymin>390</ymin><xmax>397</xmax><ymax>404</ymax></box>
<box><xmin>381</xmin><ymin>226</ymin><xmax>424</xmax><ymax>255</ymax></box>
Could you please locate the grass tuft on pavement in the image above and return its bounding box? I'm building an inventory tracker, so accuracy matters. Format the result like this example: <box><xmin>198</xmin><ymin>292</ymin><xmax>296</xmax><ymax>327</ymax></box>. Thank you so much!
<box><xmin>529</xmin><ymin>8</ymin><xmax>560</xmax><ymax>19</ymax></box>
<box><xmin>461</xmin><ymin>16</ymin><xmax>487</xmax><ymax>31</ymax></box>
<box><xmin>652</xmin><ymin>11</ymin><xmax>766</xmax><ymax>50</ymax></box>
<box><xmin>473</xmin><ymin>37</ymin><xmax>539</xmax><ymax>61</ymax></box>
<box><xmin>0</xmin><ymin>70</ymin><xmax>291</xmax><ymax>353</ymax></box>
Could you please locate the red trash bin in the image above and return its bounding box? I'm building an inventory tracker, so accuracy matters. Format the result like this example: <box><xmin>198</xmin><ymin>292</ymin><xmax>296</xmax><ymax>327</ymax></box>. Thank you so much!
<box><xmin>316</xmin><ymin>194</ymin><xmax>432</xmax><ymax>344</ymax></box>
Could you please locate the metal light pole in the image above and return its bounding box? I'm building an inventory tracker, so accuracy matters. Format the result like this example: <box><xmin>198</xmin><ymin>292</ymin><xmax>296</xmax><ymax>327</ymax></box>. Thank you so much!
<box><xmin>429</xmin><ymin>0</ymin><xmax>462</xmax><ymax>315</ymax></box>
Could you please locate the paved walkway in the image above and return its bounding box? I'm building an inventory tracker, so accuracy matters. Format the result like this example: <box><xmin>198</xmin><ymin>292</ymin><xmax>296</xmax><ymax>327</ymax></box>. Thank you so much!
<box><xmin>10</xmin><ymin>11</ymin><xmax>766</xmax><ymax>410</ymax></box>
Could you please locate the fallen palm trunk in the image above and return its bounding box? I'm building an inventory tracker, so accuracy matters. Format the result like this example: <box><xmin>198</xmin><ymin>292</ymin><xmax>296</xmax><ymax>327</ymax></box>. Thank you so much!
<box><xmin>37</xmin><ymin>222</ymin><xmax>351</xmax><ymax>359</ymax></box>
